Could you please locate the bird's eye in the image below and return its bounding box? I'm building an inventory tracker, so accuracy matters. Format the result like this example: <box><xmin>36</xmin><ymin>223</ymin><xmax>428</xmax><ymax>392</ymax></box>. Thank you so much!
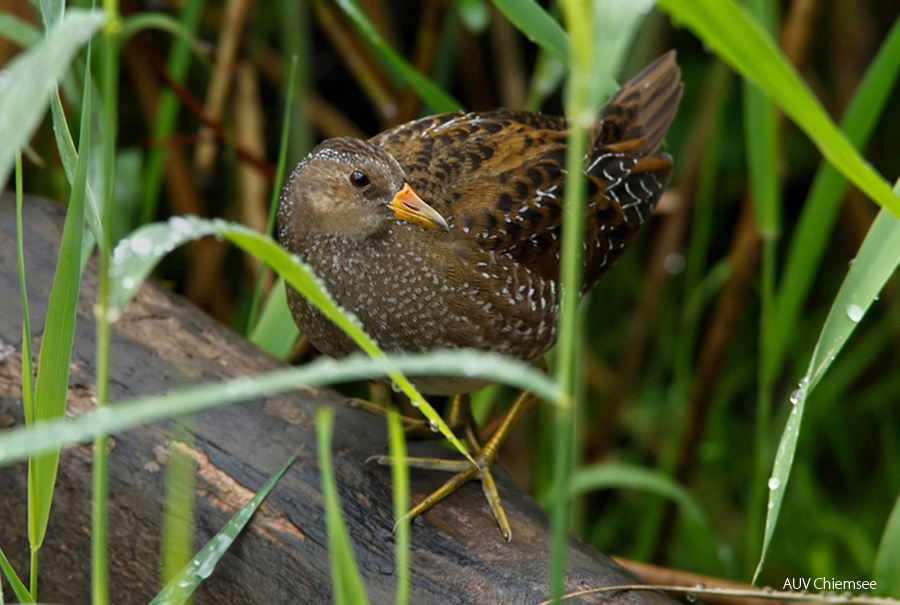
<box><xmin>349</xmin><ymin>170</ymin><xmax>370</xmax><ymax>188</ymax></box>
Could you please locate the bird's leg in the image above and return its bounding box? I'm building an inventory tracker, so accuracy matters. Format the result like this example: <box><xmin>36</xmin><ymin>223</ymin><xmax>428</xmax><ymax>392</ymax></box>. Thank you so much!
<box><xmin>372</xmin><ymin>388</ymin><xmax>537</xmax><ymax>541</ymax></box>
<box><xmin>348</xmin><ymin>381</ymin><xmax>430</xmax><ymax>433</ymax></box>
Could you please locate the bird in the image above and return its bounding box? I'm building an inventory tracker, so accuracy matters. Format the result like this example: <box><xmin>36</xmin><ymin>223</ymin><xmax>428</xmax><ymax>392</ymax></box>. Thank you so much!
<box><xmin>277</xmin><ymin>51</ymin><xmax>683</xmax><ymax>540</ymax></box>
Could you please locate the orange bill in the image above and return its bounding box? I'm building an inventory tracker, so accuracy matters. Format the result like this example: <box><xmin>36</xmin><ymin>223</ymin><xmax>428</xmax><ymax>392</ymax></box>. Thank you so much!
<box><xmin>389</xmin><ymin>183</ymin><xmax>449</xmax><ymax>231</ymax></box>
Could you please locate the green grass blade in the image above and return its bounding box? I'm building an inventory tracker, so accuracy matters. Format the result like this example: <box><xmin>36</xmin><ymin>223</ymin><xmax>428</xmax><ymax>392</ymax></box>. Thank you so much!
<box><xmin>108</xmin><ymin>218</ymin><xmax>474</xmax><ymax>462</ymax></box>
<box><xmin>0</xmin><ymin>13</ymin><xmax>42</xmax><ymax>47</ymax></box>
<box><xmin>138</xmin><ymin>0</ymin><xmax>204</xmax><ymax>225</ymax></box>
<box><xmin>569</xmin><ymin>462</ymin><xmax>705</xmax><ymax>523</ymax></box>
<box><xmin>387</xmin><ymin>408</ymin><xmax>409</xmax><ymax>605</ymax></box>
<box><xmin>150</xmin><ymin>447</ymin><xmax>302</xmax><ymax>605</ymax></box>
<box><xmin>770</xmin><ymin>17</ymin><xmax>900</xmax><ymax>377</ymax></box>
<box><xmin>48</xmin><ymin>90</ymin><xmax>103</xmax><ymax>270</ymax></box>
<box><xmin>740</xmin><ymin>0</ymin><xmax>780</xmax><ymax>240</ymax></box>
<box><xmin>316</xmin><ymin>408</ymin><xmax>369</xmax><ymax>605</ymax></box>
<box><xmin>0</xmin><ymin>547</ymin><xmax>34</xmax><ymax>604</ymax></box>
<box><xmin>491</xmin><ymin>0</ymin><xmax>569</xmax><ymax>63</ymax></box>
<box><xmin>334</xmin><ymin>0</ymin><xmax>462</xmax><ymax>113</ymax></box>
<box><xmin>160</xmin><ymin>426</ymin><xmax>196</xmax><ymax>593</ymax></box>
<box><xmin>246</xmin><ymin>55</ymin><xmax>300</xmax><ymax>335</ymax></box>
<box><xmin>0</xmin><ymin>9</ymin><xmax>105</xmax><ymax>187</ymax></box>
<box><xmin>27</xmin><ymin>45</ymin><xmax>93</xmax><ymax>551</ymax></box>
<box><xmin>754</xmin><ymin>196</ymin><xmax>900</xmax><ymax>583</ymax></box>
<box><xmin>0</xmin><ymin>350</ymin><xmax>561</xmax><ymax>467</ymax></box>
<box><xmin>119</xmin><ymin>11</ymin><xmax>207</xmax><ymax>56</ymax></box>
<box><xmin>15</xmin><ymin>154</ymin><xmax>35</xmax><ymax>425</ymax></box>
<box><xmin>588</xmin><ymin>0</ymin><xmax>654</xmax><ymax>105</ymax></box>
<box><xmin>657</xmin><ymin>0</ymin><xmax>900</xmax><ymax>217</ymax></box>
<box><xmin>247</xmin><ymin>277</ymin><xmax>301</xmax><ymax>359</ymax></box>
<box><xmin>874</xmin><ymin>495</ymin><xmax>900</xmax><ymax>597</ymax></box>
<box><xmin>38</xmin><ymin>0</ymin><xmax>64</xmax><ymax>29</ymax></box>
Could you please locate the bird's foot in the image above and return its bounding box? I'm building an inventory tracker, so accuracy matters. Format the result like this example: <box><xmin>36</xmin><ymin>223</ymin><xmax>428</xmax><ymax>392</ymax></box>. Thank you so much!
<box><xmin>369</xmin><ymin>439</ymin><xmax>511</xmax><ymax>540</ymax></box>
<box><xmin>370</xmin><ymin>390</ymin><xmax>536</xmax><ymax>541</ymax></box>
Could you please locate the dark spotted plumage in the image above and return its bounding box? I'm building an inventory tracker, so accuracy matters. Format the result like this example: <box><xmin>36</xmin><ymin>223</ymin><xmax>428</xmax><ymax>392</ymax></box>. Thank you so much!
<box><xmin>278</xmin><ymin>52</ymin><xmax>683</xmax><ymax>394</ymax></box>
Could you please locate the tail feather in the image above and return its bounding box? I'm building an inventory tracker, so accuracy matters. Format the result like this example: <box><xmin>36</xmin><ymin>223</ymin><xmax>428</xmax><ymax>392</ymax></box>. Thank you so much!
<box><xmin>592</xmin><ymin>50</ymin><xmax>684</xmax><ymax>157</ymax></box>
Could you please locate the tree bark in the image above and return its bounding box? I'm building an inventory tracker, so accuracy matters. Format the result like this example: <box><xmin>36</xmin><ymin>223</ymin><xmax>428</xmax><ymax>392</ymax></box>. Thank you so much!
<box><xmin>0</xmin><ymin>193</ymin><xmax>673</xmax><ymax>605</ymax></box>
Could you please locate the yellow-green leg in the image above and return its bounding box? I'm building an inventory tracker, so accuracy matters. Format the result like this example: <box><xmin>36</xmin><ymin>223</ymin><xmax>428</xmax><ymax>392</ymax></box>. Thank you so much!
<box><xmin>372</xmin><ymin>389</ymin><xmax>537</xmax><ymax>541</ymax></box>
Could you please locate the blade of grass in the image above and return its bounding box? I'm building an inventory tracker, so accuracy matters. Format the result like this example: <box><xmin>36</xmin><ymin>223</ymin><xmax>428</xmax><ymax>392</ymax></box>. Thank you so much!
<box><xmin>754</xmin><ymin>195</ymin><xmax>900</xmax><ymax>583</ymax></box>
<box><xmin>246</xmin><ymin>55</ymin><xmax>300</xmax><ymax>336</ymax></box>
<box><xmin>160</xmin><ymin>426</ymin><xmax>197</xmax><ymax>592</ymax></box>
<box><xmin>0</xmin><ymin>9</ymin><xmax>105</xmax><ymax>188</ymax></box>
<box><xmin>569</xmin><ymin>462</ymin><xmax>705</xmax><ymax>524</ymax></box>
<box><xmin>48</xmin><ymin>90</ymin><xmax>103</xmax><ymax>271</ymax></box>
<box><xmin>0</xmin><ymin>13</ymin><xmax>41</xmax><ymax>47</ymax></box>
<box><xmin>742</xmin><ymin>0</ymin><xmax>781</xmax><ymax>577</ymax></box>
<box><xmin>0</xmin><ymin>350</ymin><xmax>561</xmax><ymax>467</ymax></box>
<box><xmin>119</xmin><ymin>11</ymin><xmax>208</xmax><ymax>54</ymax></box>
<box><xmin>0</xmin><ymin>547</ymin><xmax>33</xmax><ymax>604</ymax></box>
<box><xmin>27</xmin><ymin>38</ymin><xmax>92</xmax><ymax>559</ymax></box>
<box><xmin>550</xmin><ymin>0</ymin><xmax>590</xmax><ymax>597</ymax></box>
<box><xmin>334</xmin><ymin>0</ymin><xmax>462</xmax><ymax>113</ymax></box>
<box><xmin>491</xmin><ymin>0</ymin><xmax>569</xmax><ymax>63</ymax></box>
<box><xmin>386</xmin><ymin>408</ymin><xmax>409</xmax><ymax>605</ymax></box>
<box><xmin>150</xmin><ymin>446</ymin><xmax>302</xmax><ymax>605</ymax></box>
<box><xmin>874</xmin><ymin>495</ymin><xmax>900</xmax><ymax>597</ymax></box>
<box><xmin>137</xmin><ymin>0</ymin><xmax>204</xmax><ymax>226</ymax></box>
<box><xmin>588</xmin><ymin>0</ymin><xmax>654</xmax><ymax>105</ymax></box>
<box><xmin>316</xmin><ymin>408</ymin><xmax>369</xmax><ymax>605</ymax></box>
<box><xmin>247</xmin><ymin>277</ymin><xmax>301</xmax><ymax>359</ymax></box>
<box><xmin>107</xmin><ymin>217</ymin><xmax>474</xmax><ymax>462</ymax></box>
<box><xmin>15</xmin><ymin>152</ymin><xmax>34</xmax><ymax>426</ymax></box>
<box><xmin>92</xmin><ymin>2</ymin><xmax>122</xmax><ymax>602</ymax></box>
<box><xmin>656</xmin><ymin>0</ymin><xmax>900</xmax><ymax>217</ymax></box>
<box><xmin>769</xmin><ymin>17</ymin><xmax>900</xmax><ymax>378</ymax></box>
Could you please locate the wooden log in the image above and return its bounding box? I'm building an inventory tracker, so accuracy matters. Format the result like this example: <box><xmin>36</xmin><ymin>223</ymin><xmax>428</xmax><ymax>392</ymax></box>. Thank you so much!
<box><xmin>0</xmin><ymin>193</ymin><xmax>673</xmax><ymax>604</ymax></box>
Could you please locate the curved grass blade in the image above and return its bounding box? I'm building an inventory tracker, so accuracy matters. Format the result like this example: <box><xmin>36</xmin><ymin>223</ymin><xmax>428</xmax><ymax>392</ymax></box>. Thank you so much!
<box><xmin>150</xmin><ymin>447</ymin><xmax>302</xmax><ymax>605</ymax></box>
<box><xmin>0</xmin><ymin>9</ymin><xmax>105</xmax><ymax>188</ymax></box>
<box><xmin>119</xmin><ymin>12</ymin><xmax>208</xmax><ymax>61</ymax></box>
<box><xmin>28</xmin><ymin>49</ymin><xmax>92</xmax><ymax>552</ymax></box>
<box><xmin>0</xmin><ymin>546</ymin><xmax>34</xmax><ymax>604</ymax></box>
<box><xmin>334</xmin><ymin>0</ymin><xmax>462</xmax><ymax>113</ymax></box>
<box><xmin>107</xmin><ymin>217</ymin><xmax>473</xmax><ymax>462</ymax></box>
<box><xmin>754</xmin><ymin>197</ymin><xmax>900</xmax><ymax>583</ymax></box>
<box><xmin>491</xmin><ymin>0</ymin><xmax>569</xmax><ymax>63</ymax></box>
<box><xmin>569</xmin><ymin>462</ymin><xmax>705</xmax><ymax>523</ymax></box>
<box><xmin>769</xmin><ymin>17</ymin><xmax>900</xmax><ymax>378</ymax></box>
<box><xmin>656</xmin><ymin>0</ymin><xmax>900</xmax><ymax>217</ymax></box>
<box><xmin>0</xmin><ymin>13</ymin><xmax>41</xmax><ymax>47</ymax></box>
<box><xmin>0</xmin><ymin>350</ymin><xmax>561</xmax><ymax>467</ymax></box>
<box><xmin>317</xmin><ymin>409</ymin><xmax>369</xmax><ymax>605</ymax></box>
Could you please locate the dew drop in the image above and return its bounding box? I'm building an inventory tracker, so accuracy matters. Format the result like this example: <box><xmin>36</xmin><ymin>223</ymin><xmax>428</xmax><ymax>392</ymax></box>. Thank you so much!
<box><xmin>664</xmin><ymin>253</ymin><xmax>685</xmax><ymax>275</ymax></box>
<box><xmin>767</xmin><ymin>476</ymin><xmax>781</xmax><ymax>490</ymax></box>
<box><xmin>429</xmin><ymin>421</ymin><xmax>440</xmax><ymax>433</ymax></box>
<box><xmin>129</xmin><ymin>235</ymin><xmax>153</xmax><ymax>256</ymax></box>
<box><xmin>789</xmin><ymin>388</ymin><xmax>804</xmax><ymax>405</ymax></box>
<box><xmin>846</xmin><ymin>304</ymin><xmax>864</xmax><ymax>323</ymax></box>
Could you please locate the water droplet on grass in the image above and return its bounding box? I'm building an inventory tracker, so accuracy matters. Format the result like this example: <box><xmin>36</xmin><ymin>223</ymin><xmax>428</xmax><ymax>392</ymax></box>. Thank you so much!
<box><xmin>846</xmin><ymin>304</ymin><xmax>864</xmax><ymax>323</ymax></box>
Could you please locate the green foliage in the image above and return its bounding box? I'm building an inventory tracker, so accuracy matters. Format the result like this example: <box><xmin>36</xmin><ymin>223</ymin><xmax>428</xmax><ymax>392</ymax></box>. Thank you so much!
<box><xmin>151</xmin><ymin>447</ymin><xmax>302</xmax><ymax>605</ymax></box>
<box><xmin>2</xmin><ymin>0</ymin><xmax>898</xmax><ymax>601</ymax></box>
<box><xmin>316</xmin><ymin>408</ymin><xmax>369</xmax><ymax>605</ymax></box>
